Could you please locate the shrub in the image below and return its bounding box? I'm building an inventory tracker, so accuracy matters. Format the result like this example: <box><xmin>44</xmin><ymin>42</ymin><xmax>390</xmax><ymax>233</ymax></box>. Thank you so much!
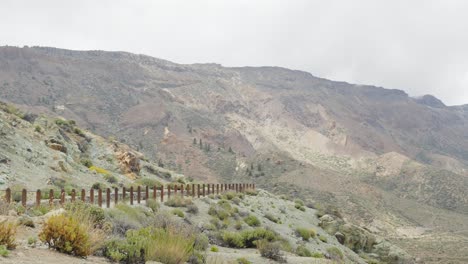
<box><xmin>18</xmin><ymin>215</ymin><xmax>35</xmax><ymax>227</ymax></box>
<box><xmin>0</xmin><ymin>245</ymin><xmax>9</xmax><ymax>257</ymax></box>
<box><xmin>319</xmin><ymin>235</ymin><xmax>328</xmax><ymax>243</ymax></box>
<box><xmin>187</xmin><ymin>204</ymin><xmax>199</xmax><ymax>214</ymax></box>
<box><xmin>257</xmin><ymin>240</ymin><xmax>286</xmax><ymax>263</ymax></box>
<box><xmin>165</xmin><ymin>196</ymin><xmax>193</xmax><ymax>207</ymax></box>
<box><xmin>103</xmin><ymin>174</ymin><xmax>117</xmax><ymax>184</ymax></box>
<box><xmin>294</xmin><ymin>203</ymin><xmax>305</xmax><ymax>211</ymax></box>
<box><xmin>210</xmin><ymin>246</ymin><xmax>219</xmax><ymax>252</ymax></box>
<box><xmin>296</xmin><ymin>245</ymin><xmax>312</xmax><ymax>257</ymax></box>
<box><xmin>264</xmin><ymin>213</ymin><xmax>280</xmax><ymax>223</ymax></box>
<box><xmin>34</xmin><ymin>125</ymin><xmax>42</xmax><ymax>133</ymax></box>
<box><xmin>39</xmin><ymin>214</ymin><xmax>103</xmax><ymax>256</ymax></box>
<box><xmin>311</xmin><ymin>252</ymin><xmax>324</xmax><ymax>258</ymax></box>
<box><xmin>237</xmin><ymin>257</ymin><xmax>252</xmax><ymax>264</ymax></box>
<box><xmin>0</xmin><ymin>222</ymin><xmax>16</xmax><ymax>249</ymax></box>
<box><xmin>326</xmin><ymin>247</ymin><xmax>343</xmax><ymax>260</ymax></box>
<box><xmin>136</xmin><ymin>177</ymin><xmax>163</xmax><ymax>187</ymax></box>
<box><xmin>222</xmin><ymin>232</ymin><xmax>245</xmax><ymax>248</ymax></box>
<box><xmin>80</xmin><ymin>159</ymin><xmax>93</xmax><ymax>168</ymax></box>
<box><xmin>91</xmin><ymin>182</ymin><xmax>103</xmax><ymax>189</ymax></box>
<box><xmin>27</xmin><ymin>236</ymin><xmax>37</xmax><ymax>247</ymax></box>
<box><xmin>172</xmin><ymin>209</ymin><xmax>185</xmax><ymax>218</ymax></box>
<box><xmin>294</xmin><ymin>199</ymin><xmax>304</xmax><ymax>206</ymax></box>
<box><xmin>234</xmin><ymin>220</ymin><xmax>243</xmax><ymax>230</ymax></box>
<box><xmin>89</xmin><ymin>166</ymin><xmax>110</xmax><ymax>175</ymax></box>
<box><xmin>146</xmin><ymin>199</ymin><xmax>160</xmax><ymax>212</ymax></box>
<box><xmin>295</xmin><ymin>228</ymin><xmax>316</xmax><ymax>241</ymax></box>
<box><xmin>74</xmin><ymin>127</ymin><xmax>85</xmax><ymax>137</ymax></box>
<box><xmin>244</xmin><ymin>215</ymin><xmax>260</xmax><ymax>227</ymax></box>
<box><xmin>105</xmin><ymin>227</ymin><xmax>195</xmax><ymax>264</ymax></box>
<box><xmin>64</xmin><ymin>200</ymin><xmax>105</xmax><ymax>225</ymax></box>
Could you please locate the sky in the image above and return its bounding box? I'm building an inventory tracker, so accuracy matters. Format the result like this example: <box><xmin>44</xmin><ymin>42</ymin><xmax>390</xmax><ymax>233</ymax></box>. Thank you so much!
<box><xmin>1</xmin><ymin>0</ymin><xmax>467</xmax><ymax>105</ymax></box>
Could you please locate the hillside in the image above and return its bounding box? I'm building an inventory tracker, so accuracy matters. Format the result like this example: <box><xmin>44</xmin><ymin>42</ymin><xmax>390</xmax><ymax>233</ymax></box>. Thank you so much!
<box><xmin>0</xmin><ymin>46</ymin><xmax>467</xmax><ymax>262</ymax></box>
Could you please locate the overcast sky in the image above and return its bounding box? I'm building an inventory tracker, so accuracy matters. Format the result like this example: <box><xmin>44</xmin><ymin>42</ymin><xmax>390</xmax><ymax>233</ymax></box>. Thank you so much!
<box><xmin>1</xmin><ymin>0</ymin><xmax>467</xmax><ymax>105</ymax></box>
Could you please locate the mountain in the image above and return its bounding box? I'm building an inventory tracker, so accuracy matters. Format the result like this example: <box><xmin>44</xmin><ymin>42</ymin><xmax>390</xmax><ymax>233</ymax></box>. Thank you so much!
<box><xmin>1</xmin><ymin>46</ymin><xmax>467</xmax><ymax>263</ymax></box>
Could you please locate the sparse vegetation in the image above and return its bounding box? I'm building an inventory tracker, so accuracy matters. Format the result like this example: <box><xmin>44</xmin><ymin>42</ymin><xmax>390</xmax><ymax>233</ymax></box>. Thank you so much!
<box><xmin>257</xmin><ymin>240</ymin><xmax>286</xmax><ymax>263</ymax></box>
<box><xmin>326</xmin><ymin>246</ymin><xmax>344</xmax><ymax>260</ymax></box>
<box><xmin>264</xmin><ymin>213</ymin><xmax>280</xmax><ymax>223</ymax></box>
<box><xmin>0</xmin><ymin>221</ymin><xmax>16</xmax><ymax>249</ymax></box>
<box><xmin>295</xmin><ymin>227</ymin><xmax>316</xmax><ymax>241</ymax></box>
<box><xmin>0</xmin><ymin>245</ymin><xmax>9</xmax><ymax>257</ymax></box>
<box><xmin>165</xmin><ymin>196</ymin><xmax>193</xmax><ymax>207</ymax></box>
<box><xmin>172</xmin><ymin>209</ymin><xmax>185</xmax><ymax>218</ymax></box>
<box><xmin>244</xmin><ymin>215</ymin><xmax>261</xmax><ymax>226</ymax></box>
<box><xmin>296</xmin><ymin>245</ymin><xmax>312</xmax><ymax>257</ymax></box>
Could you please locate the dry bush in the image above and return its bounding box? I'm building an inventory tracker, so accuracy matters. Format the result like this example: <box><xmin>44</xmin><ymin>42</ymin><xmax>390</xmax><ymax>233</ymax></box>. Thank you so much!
<box><xmin>0</xmin><ymin>221</ymin><xmax>16</xmax><ymax>249</ymax></box>
<box><xmin>257</xmin><ymin>240</ymin><xmax>286</xmax><ymax>263</ymax></box>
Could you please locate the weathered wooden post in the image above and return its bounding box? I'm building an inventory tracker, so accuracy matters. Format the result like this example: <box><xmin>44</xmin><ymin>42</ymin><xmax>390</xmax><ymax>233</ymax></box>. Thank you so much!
<box><xmin>106</xmin><ymin>188</ymin><xmax>110</xmax><ymax>208</ymax></box>
<box><xmin>60</xmin><ymin>189</ymin><xmax>65</xmax><ymax>205</ymax></box>
<box><xmin>81</xmin><ymin>189</ymin><xmax>85</xmax><ymax>202</ymax></box>
<box><xmin>174</xmin><ymin>184</ymin><xmax>178</xmax><ymax>195</ymax></box>
<box><xmin>180</xmin><ymin>184</ymin><xmax>184</xmax><ymax>197</ymax></box>
<box><xmin>49</xmin><ymin>189</ymin><xmax>54</xmax><ymax>205</ymax></box>
<box><xmin>122</xmin><ymin>187</ymin><xmax>126</xmax><ymax>201</ymax></box>
<box><xmin>202</xmin><ymin>184</ymin><xmax>206</xmax><ymax>197</ymax></box>
<box><xmin>36</xmin><ymin>189</ymin><xmax>41</xmax><ymax>207</ymax></box>
<box><xmin>71</xmin><ymin>189</ymin><xmax>76</xmax><ymax>202</ymax></box>
<box><xmin>5</xmin><ymin>188</ymin><xmax>11</xmax><ymax>204</ymax></box>
<box><xmin>98</xmin><ymin>188</ymin><xmax>102</xmax><ymax>207</ymax></box>
<box><xmin>197</xmin><ymin>184</ymin><xmax>201</xmax><ymax>198</ymax></box>
<box><xmin>21</xmin><ymin>189</ymin><xmax>27</xmax><ymax>207</ymax></box>
<box><xmin>145</xmin><ymin>186</ymin><xmax>149</xmax><ymax>201</ymax></box>
<box><xmin>216</xmin><ymin>184</ymin><xmax>219</xmax><ymax>194</ymax></box>
<box><xmin>192</xmin><ymin>184</ymin><xmax>195</xmax><ymax>197</ymax></box>
<box><xmin>153</xmin><ymin>185</ymin><xmax>157</xmax><ymax>200</ymax></box>
<box><xmin>220</xmin><ymin>183</ymin><xmax>224</xmax><ymax>192</ymax></box>
<box><xmin>130</xmin><ymin>186</ymin><xmax>134</xmax><ymax>205</ymax></box>
<box><xmin>115</xmin><ymin>187</ymin><xmax>119</xmax><ymax>205</ymax></box>
<box><xmin>207</xmin><ymin>184</ymin><xmax>211</xmax><ymax>195</ymax></box>
<box><xmin>167</xmin><ymin>185</ymin><xmax>171</xmax><ymax>200</ymax></box>
<box><xmin>137</xmin><ymin>186</ymin><xmax>141</xmax><ymax>204</ymax></box>
<box><xmin>90</xmin><ymin>188</ymin><xmax>94</xmax><ymax>204</ymax></box>
<box><xmin>160</xmin><ymin>185</ymin><xmax>164</xmax><ymax>202</ymax></box>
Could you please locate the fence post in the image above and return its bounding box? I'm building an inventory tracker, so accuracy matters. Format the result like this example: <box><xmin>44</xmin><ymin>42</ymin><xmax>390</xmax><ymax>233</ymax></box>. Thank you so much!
<box><xmin>90</xmin><ymin>189</ymin><xmax>94</xmax><ymax>204</ymax></box>
<box><xmin>216</xmin><ymin>184</ymin><xmax>219</xmax><ymax>194</ymax></box>
<box><xmin>130</xmin><ymin>186</ymin><xmax>134</xmax><ymax>205</ymax></box>
<box><xmin>153</xmin><ymin>185</ymin><xmax>157</xmax><ymax>200</ymax></box>
<box><xmin>207</xmin><ymin>184</ymin><xmax>210</xmax><ymax>195</ymax></box>
<box><xmin>5</xmin><ymin>188</ymin><xmax>11</xmax><ymax>204</ymax></box>
<box><xmin>160</xmin><ymin>185</ymin><xmax>164</xmax><ymax>202</ymax></box>
<box><xmin>71</xmin><ymin>189</ymin><xmax>76</xmax><ymax>202</ymax></box>
<box><xmin>49</xmin><ymin>189</ymin><xmax>54</xmax><ymax>205</ymax></box>
<box><xmin>21</xmin><ymin>189</ymin><xmax>27</xmax><ymax>207</ymax></box>
<box><xmin>36</xmin><ymin>189</ymin><xmax>41</xmax><ymax>207</ymax></box>
<box><xmin>220</xmin><ymin>184</ymin><xmax>223</xmax><ymax>192</ymax></box>
<box><xmin>106</xmin><ymin>188</ymin><xmax>110</xmax><ymax>208</ymax></box>
<box><xmin>115</xmin><ymin>187</ymin><xmax>119</xmax><ymax>205</ymax></box>
<box><xmin>192</xmin><ymin>184</ymin><xmax>195</xmax><ymax>197</ymax></box>
<box><xmin>167</xmin><ymin>185</ymin><xmax>171</xmax><ymax>200</ymax></box>
<box><xmin>174</xmin><ymin>184</ymin><xmax>178</xmax><ymax>195</ymax></box>
<box><xmin>60</xmin><ymin>189</ymin><xmax>65</xmax><ymax>206</ymax></box>
<box><xmin>137</xmin><ymin>186</ymin><xmax>141</xmax><ymax>204</ymax></box>
<box><xmin>98</xmin><ymin>188</ymin><xmax>102</xmax><ymax>207</ymax></box>
<box><xmin>145</xmin><ymin>186</ymin><xmax>149</xmax><ymax>201</ymax></box>
<box><xmin>203</xmin><ymin>184</ymin><xmax>206</xmax><ymax>197</ymax></box>
<box><xmin>180</xmin><ymin>184</ymin><xmax>184</xmax><ymax>197</ymax></box>
<box><xmin>81</xmin><ymin>189</ymin><xmax>86</xmax><ymax>202</ymax></box>
<box><xmin>197</xmin><ymin>184</ymin><xmax>201</xmax><ymax>198</ymax></box>
<box><xmin>122</xmin><ymin>187</ymin><xmax>126</xmax><ymax>201</ymax></box>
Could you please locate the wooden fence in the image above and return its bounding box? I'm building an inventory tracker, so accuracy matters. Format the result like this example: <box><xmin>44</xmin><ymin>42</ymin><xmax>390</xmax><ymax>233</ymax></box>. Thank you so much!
<box><xmin>1</xmin><ymin>183</ymin><xmax>255</xmax><ymax>208</ymax></box>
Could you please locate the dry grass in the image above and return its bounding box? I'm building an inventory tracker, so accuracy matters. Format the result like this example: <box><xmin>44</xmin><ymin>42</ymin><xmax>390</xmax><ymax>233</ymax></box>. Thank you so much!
<box><xmin>0</xmin><ymin>221</ymin><xmax>16</xmax><ymax>249</ymax></box>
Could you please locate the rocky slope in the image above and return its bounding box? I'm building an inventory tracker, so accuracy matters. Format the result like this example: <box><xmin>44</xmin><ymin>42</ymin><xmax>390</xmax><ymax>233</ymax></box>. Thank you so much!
<box><xmin>0</xmin><ymin>46</ymin><xmax>467</xmax><ymax>262</ymax></box>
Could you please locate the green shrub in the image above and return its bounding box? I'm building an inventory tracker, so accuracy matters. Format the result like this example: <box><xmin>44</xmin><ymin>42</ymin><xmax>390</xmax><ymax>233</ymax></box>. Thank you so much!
<box><xmin>234</xmin><ymin>220</ymin><xmax>243</xmax><ymax>230</ymax></box>
<box><xmin>244</xmin><ymin>215</ymin><xmax>260</xmax><ymax>227</ymax></box>
<box><xmin>74</xmin><ymin>127</ymin><xmax>85</xmax><ymax>137</ymax></box>
<box><xmin>319</xmin><ymin>235</ymin><xmax>328</xmax><ymax>243</ymax></box>
<box><xmin>104</xmin><ymin>227</ymin><xmax>195</xmax><ymax>264</ymax></box>
<box><xmin>294</xmin><ymin>203</ymin><xmax>306</xmax><ymax>211</ymax></box>
<box><xmin>222</xmin><ymin>232</ymin><xmax>245</xmax><ymax>248</ymax></box>
<box><xmin>64</xmin><ymin>200</ymin><xmax>105</xmax><ymax>224</ymax></box>
<box><xmin>294</xmin><ymin>199</ymin><xmax>304</xmax><ymax>206</ymax></box>
<box><xmin>264</xmin><ymin>213</ymin><xmax>280</xmax><ymax>223</ymax></box>
<box><xmin>295</xmin><ymin>227</ymin><xmax>316</xmax><ymax>241</ymax></box>
<box><xmin>187</xmin><ymin>204</ymin><xmax>199</xmax><ymax>214</ymax></box>
<box><xmin>296</xmin><ymin>245</ymin><xmax>312</xmax><ymax>257</ymax></box>
<box><xmin>210</xmin><ymin>246</ymin><xmax>219</xmax><ymax>252</ymax></box>
<box><xmin>80</xmin><ymin>159</ymin><xmax>93</xmax><ymax>168</ymax></box>
<box><xmin>194</xmin><ymin>233</ymin><xmax>209</xmax><ymax>251</ymax></box>
<box><xmin>18</xmin><ymin>216</ymin><xmax>35</xmax><ymax>227</ymax></box>
<box><xmin>146</xmin><ymin>199</ymin><xmax>160</xmax><ymax>212</ymax></box>
<box><xmin>0</xmin><ymin>222</ymin><xmax>16</xmax><ymax>249</ymax></box>
<box><xmin>326</xmin><ymin>247</ymin><xmax>343</xmax><ymax>260</ymax></box>
<box><xmin>257</xmin><ymin>240</ymin><xmax>286</xmax><ymax>263</ymax></box>
<box><xmin>136</xmin><ymin>178</ymin><xmax>163</xmax><ymax>187</ymax></box>
<box><xmin>103</xmin><ymin>174</ymin><xmax>117</xmax><ymax>184</ymax></box>
<box><xmin>172</xmin><ymin>209</ymin><xmax>185</xmax><ymax>218</ymax></box>
<box><xmin>34</xmin><ymin>125</ymin><xmax>42</xmax><ymax>133</ymax></box>
<box><xmin>27</xmin><ymin>236</ymin><xmax>37</xmax><ymax>247</ymax></box>
<box><xmin>165</xmin><ymin>196</ymin><xmax>193</xmax><ymax>207</ymax></box>
<box><xmin>311</xmin><ymin>252</ymin><xmax>324</xmax><ymax>258</ymax></box>
<box><xmin>0</xmin><ymin>245</ymin><xmax>9</xmax><ymax>257</ymax></box>
<box><xmin>237</xmin><ymin>257</ymin><xmax>252</xmax><ymax>264</ymax></box>
<box><xmin>91</xmin><ymin>182</ymin><xmax>103</xmax><ymax>189</ymax></box>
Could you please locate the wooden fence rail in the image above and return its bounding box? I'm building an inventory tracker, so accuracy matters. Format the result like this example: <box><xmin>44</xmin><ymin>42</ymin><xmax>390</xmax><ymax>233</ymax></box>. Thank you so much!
<box><xmin>1</xmin><ymin>183</ymin><xmax>255</xmax><ymax>208</ymax></box>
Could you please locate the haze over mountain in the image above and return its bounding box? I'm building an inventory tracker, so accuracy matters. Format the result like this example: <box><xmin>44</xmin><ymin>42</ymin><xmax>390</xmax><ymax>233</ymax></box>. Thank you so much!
<box><xmin>1</xmin><ymin>46</ymin><xmax>468</xmax><ymax>263</ymax></box>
